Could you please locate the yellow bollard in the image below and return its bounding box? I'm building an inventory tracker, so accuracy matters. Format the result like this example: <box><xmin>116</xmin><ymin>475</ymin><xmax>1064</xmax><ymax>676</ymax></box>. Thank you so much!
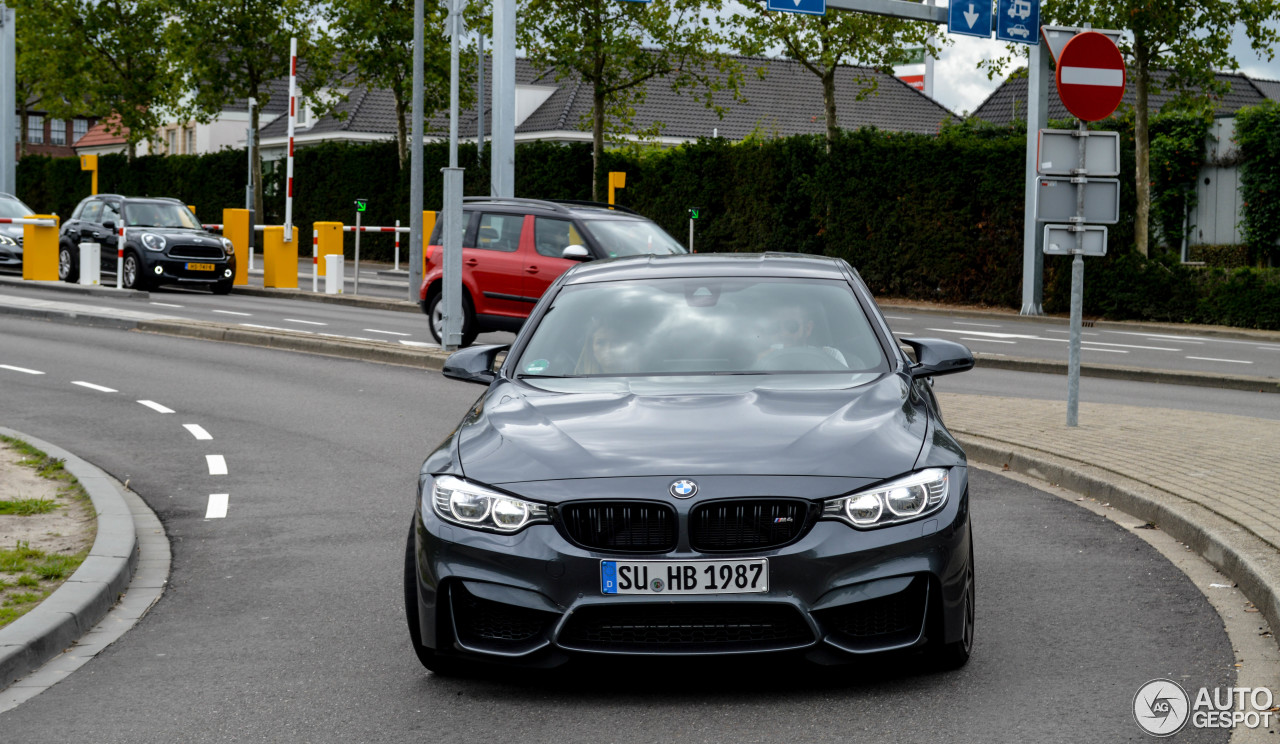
<box><xmin>422</xmin><ymin>210</ymin><xmax>437</xmax><ymax>284</ymax></box>
<box><xmin>608</xmin><ymin>171</ymin><xmax>626</xmax><ymax>205</ymax></box>
<box><xmin>22</xmin><ymin>215</ymin><xmax>60</xmax><ymax>281</ymax></box>
<box><xmin>80</xmin><ymin>154</ymin><xmax>98</xmax><ymax>196</ymax></box>
<box><xmin>263</xmin><ymin>226</ymin><xmax>299</xmax><ymax>288</ymax></box>
<box><xmin>223</xmin><ymin>209</ymin><xmax>251</xmax><ymax>286</ymax></box>
<box><xmin>314</xmin><ymin>222</ymin><xmax>343</xmax><ymax>277</ymax></box>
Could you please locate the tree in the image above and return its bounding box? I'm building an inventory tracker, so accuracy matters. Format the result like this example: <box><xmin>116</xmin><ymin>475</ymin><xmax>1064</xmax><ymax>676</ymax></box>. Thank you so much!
<box><xmin>728</xmin><ymin>6</ymin><xmax>942</xmax><ymax>149</ymax></box>
<box><xmin>164</xmin><ymin>0</ymin><xmax>333</xmax><ymax>222</ymax></box>
<box><xmin>10</xmin><ymin>0</ymin><xmax>185</xmax><ymax>159</ymax></box>
<box><xmin>324</xmin><ymin>0</ymin><xmax>459</xmax><ymax>169</ymax></box>
<box><xmin>989</xmin><ymin>0</ymin><xmax>1280</xmax><ymax>256</ymax></box>
<box><xmin>517</xmin><ymin>0</ymin><xmax>740</xmax><ymax>201</ymax></box>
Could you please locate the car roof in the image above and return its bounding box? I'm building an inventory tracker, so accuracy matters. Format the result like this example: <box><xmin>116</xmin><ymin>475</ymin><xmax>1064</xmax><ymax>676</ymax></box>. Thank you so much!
<box><xmin>561</xmin><ymin>252</ymin><xmax>852</xmax><ymax>285</ymax></box>
<box><xmin>83</xmin><ymin>194</ymin><xmax>184</xmax><ymax>205</ymax></box>
<box><xmin>462</xmin><ymin>197</ymin><xmax>645</xmax><ymax>220</ymax></box>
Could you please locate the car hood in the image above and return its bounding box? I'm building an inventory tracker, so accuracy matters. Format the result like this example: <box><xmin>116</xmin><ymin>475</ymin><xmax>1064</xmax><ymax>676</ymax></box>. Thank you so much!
<box><xmin>456</xmin><ymin>373</ymin><xmax>928</xmax><ymax>485</ymax></box>
<box><xmin>129</xmin><ymin>227</ymin><xmax>214</xmax><ymax>240</ymax></box>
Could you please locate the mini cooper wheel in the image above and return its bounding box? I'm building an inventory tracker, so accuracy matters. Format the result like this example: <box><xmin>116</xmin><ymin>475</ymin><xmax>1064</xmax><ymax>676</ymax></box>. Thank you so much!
<box><xmin>58</xmin><ymin>245</ymin><xmax>78</xmax><ymax>283</ymax></box>
<box><xmin>121</xmin><ymin>250</ymin><xmax>149</xmax><ymax>291</ymax></box>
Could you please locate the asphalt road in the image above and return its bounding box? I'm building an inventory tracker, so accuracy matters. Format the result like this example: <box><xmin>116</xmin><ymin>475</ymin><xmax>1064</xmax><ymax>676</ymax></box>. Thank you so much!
<box><xmin>0</xmin><ymin>316</ymin><xmax>1239</xmax><ymax>742</ymax></box>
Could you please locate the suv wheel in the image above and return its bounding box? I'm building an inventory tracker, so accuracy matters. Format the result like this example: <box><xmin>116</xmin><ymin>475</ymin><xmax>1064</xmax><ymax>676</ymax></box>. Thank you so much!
<box><xmin>425</xmin><ymin>290</ymin><xmax>478</xmax><ymax>347</ymax></box>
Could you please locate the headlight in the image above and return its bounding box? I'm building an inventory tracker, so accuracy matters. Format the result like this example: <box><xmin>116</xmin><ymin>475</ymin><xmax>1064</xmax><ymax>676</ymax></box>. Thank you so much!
<box><xmin>427</xmin><ymin>474</ymin><xmax>548</xmax><ymax>533</ymax></box>
<box><xmin>823</xmin><ymin>468</ymin><xmax>949</xmax><ymax>529</ymax></box>
<box><xmin>0</xmin><ymin>235</ymin><xmax>15</xmax><ymax>246</ymax></box>
<box><xmin>220</xmin><ymin>237</ymin><xmax>235</xmax><ymax>254</ymax></box>
<box><xmin>140</xmin><ymin>233</ymin><xmax>166</xmax><ymax>252</ymax></box>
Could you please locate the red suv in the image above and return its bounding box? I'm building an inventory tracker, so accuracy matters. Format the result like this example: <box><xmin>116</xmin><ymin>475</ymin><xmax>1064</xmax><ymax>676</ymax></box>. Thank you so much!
<box><xmin>419</xmin><ymin>198</ymin><xmax>687</xmax><ymax>345</ymax></box>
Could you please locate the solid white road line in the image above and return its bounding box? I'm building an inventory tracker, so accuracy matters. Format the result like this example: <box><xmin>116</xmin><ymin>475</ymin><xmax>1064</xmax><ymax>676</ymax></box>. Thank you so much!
<box><xmin>363</xmin><ymin>328</ymin><xmax>412</xmax><ymax>336</ymax></box>
<box><xmin>137</xmin><ymin>400</ymin><xmax>175</xmax><ymax>413</ymax></box>
<box><xmin>961</xmin><ymin>337</ymin><xmax>1016</xmax><ymax>344</ymax></box>
<box><xmin>0</xmin><ymin>364</ymin><xmax>44</xmax><ymax>375</ymax></box>
<box><xmin>212</xmin><ymin>310</ymin><xmax>252</xmax><ymax>317</ymax></box>
<box><xmin>149</xmin><ymin>302</ymin><xmax>184</xmax><ymax>308</ymax></box>
<box><xmin>284</xmin><ymin>318</ymin><xmax>327</xmax><ymax>326</ymax></box>
<box><xmin>954</xmin><ymin>321</ymin><xmax>1003</xmax><ymax>328</ymax></box>
<box><xmin>205</xmin><ymin>494</ymin><xmax>229</xmax><ymax>519</ymax></box>
<box><xmin>183</xmin><ymin>424</ymin><xmax>213</xmax><ymax>440</ymax></box>
<box><xmin>1082</xmin><ymin>347</ymin><xmax>1128</xmax><ymax>353</ymax></box>
<box><xmin>882</xmin><ymin>315</ymin><xmax>911</xmax><ymax>320</ymax></box>
<box><xmin>399</xmin><ymin>340</ymin><xmax>439</xmax><ymax>348</ymax></box>
<box><xmin>1079</xmin><ymin>340</ymin><xmax>1180</xmax><ymax>351</ymax></box>
<box><xmin>241</xmin><ymin>323</ymin><xmax>311</xmax><ymax>333</ymax></box>
<box><xmin>1187</xmin><ymin>356</ymin><xmax>1253</xmax><ymax>364</ymax></box>
<box><xmin>72</xmin><ymin>381</ymin><xmax>118</xmax><ymax>393</ymax></box>
<box><xmin>206</xmin><ymin>455</ymin><xmax>227</xmax><ymax>475</ymax></box>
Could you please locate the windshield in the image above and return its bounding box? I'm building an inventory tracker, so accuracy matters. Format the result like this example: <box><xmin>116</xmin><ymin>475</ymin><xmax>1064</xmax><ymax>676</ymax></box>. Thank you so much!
<box><xmin>124</xmin><ymin>203</ymin><xmax>201</xmax><ymax>229</ymax></box>
<box><xmin>581</xmin><ymin>219</ymin><xmax>687</xmax><ymax>258</ymax></box>
<box><xmin>0</xmin><ymin>197</ymin><xmax>35</xmax><ymax>219</ymax></box>
<box><xmin>515</xmin><ymin>277</ymin><xmax>889</xmax><ymax>386</ymax></box>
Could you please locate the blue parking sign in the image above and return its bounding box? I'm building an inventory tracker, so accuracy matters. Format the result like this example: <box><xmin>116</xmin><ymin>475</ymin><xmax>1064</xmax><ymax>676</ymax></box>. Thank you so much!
<box><xmin>996</xmin><ymin>0</ymin><xmax>1039</xmax><ymax>44</ymax></box>
<box><xmin>767</xmin><ymin>0</ymin><xmax>826</xmax><ymax>16</ymax></box>
<box><xmin>948</xmin><ymin>0</ymin><xmax>992</xmax><ymax>39</ymax></box>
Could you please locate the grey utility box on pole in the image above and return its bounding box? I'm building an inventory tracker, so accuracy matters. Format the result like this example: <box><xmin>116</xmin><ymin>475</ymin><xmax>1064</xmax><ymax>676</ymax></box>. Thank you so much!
<box><xmin>1037</xmin><ymin>130</ymin><xmax>1120</xmax><ymax>177</ymax></box>
<box><xmin>1034</xmin><ymin>177</ymin><xmax>1120</xmax><ymax>223</ymax></box>
<box><xmin>1044</xmin><ymin>224</ymin><xmax>1107</xmax><ymax>256</ymax></box>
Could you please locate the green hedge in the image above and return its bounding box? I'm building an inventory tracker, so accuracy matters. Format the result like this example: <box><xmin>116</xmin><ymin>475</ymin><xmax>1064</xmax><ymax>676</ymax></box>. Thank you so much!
<box><xmin>15</xmin><ymin>122</ymin><xmax>1280</xmax><ymax>329</ymax></box>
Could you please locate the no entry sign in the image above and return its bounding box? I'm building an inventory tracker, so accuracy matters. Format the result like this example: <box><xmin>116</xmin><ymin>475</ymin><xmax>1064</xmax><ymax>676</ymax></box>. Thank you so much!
<box><xmin>1055</xmin><ymin>31</ymin><xmax>1126</xmax><ymax>121</ymax></box>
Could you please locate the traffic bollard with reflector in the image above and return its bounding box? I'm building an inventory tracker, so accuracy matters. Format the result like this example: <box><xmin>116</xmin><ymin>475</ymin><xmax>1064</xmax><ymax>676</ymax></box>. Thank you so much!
<box><xmin>22</xmin><ymin>215</ymin><xmax>60</xmax><ymax>281</ymax></box>
<box><xmin>78</xmin><ymin>243</ymin><xmax>101</xmax><ymax>285</ymax></box>
<box><xmin>325</xmin><ymin>254</ymin><xmax>343</xmax><ymax>294</ymax></box>
<box><xmin>263</xmin><ymin>226</ymin><xmax>299</xmax><ymax>288</ymax></box>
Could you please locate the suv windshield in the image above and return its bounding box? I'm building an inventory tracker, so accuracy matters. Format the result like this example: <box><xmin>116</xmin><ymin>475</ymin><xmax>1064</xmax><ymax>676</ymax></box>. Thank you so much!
<box><xmin>124</xmin><ymin>203</ymin><xmax>201</xmax><ymax>229</ymax></box>
<box><xmin>581</xmin><ymin>219</ymin><xmax>687</xmax><ymax>258</ymax></box>
<box><xmin>0</xmin><ymin>197</ymin><xmax>34</xmax><ymax>219</ymax></box>
<box><xmin>515</xmin><ymin>277</ymin><xmax>888</xmax><ymax>384</ymax></box>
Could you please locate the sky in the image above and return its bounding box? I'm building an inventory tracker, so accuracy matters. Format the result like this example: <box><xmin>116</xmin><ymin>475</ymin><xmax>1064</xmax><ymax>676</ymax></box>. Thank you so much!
<box><xmin>927</xmin><ymin>23</ymin><xmax>1280</xmax><ymax>116</ymax></box>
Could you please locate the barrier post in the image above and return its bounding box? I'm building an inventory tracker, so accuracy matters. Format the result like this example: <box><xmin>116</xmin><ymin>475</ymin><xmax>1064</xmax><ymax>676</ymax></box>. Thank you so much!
<box><xmin>422</xmin><ymin>210</ymin><xmax>437</xmax><ymax>284</ymax></box>
<box><xmin>21</xmin><ymin>215</ymin><xmax>59</xmax><ymax>281</ymax></box>
<box><xmin>224</xmin><ymin>208</ymin><xmax>251</xmax><ymax>285</ymax></box>
<box><xmin>608</xmin><ymin>171</ymin><xmax>626</xmax><ymax>206</ymax></box>
<box><xmin>263</xmin><ymin>226</ymin><xmax>299</xmax><ymax>288</ymax></box>
<box><xmin>394</xmin><ymin>219</ymin><xmax>401</xmax><ymax>271</ymax></box>
<box><xmin>79</xmin><ymin>154</ymin><xmax>98</xmax><ymax>196</ymax></box>
<box><xmin>314</xmin><ymin>221</ymin><xmax>343</xmax><ymax>288</ymax></box>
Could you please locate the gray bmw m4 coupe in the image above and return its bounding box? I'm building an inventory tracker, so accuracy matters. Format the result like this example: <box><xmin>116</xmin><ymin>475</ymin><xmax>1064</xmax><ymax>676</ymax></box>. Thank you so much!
<box><xmin>407</xmin><ymin>252</ymin><xmax>976</xmax><ymax>674</ymax></box>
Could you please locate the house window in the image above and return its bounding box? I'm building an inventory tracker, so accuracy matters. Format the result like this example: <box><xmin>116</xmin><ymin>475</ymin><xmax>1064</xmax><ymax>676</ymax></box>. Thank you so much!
<box><xmin>167</xmin><ymin>129</ymin><xmax>177</xmax><ymax>154</ymax></box>
<box><xmin>50</xmin><ymin>119</ymin><xmax>66</xmax><ymax>146</ymax></box>
<box><xmin>27</xmin><ymin>115</ymin><xmax>43</xmax><ymax>145</ymax></box>
<box><xmin>73</xmin><ymin>119</ymin><xmax>88</xmax><ymax>143</ymax></box>
<box><xmin>185</xmin><ymin>127</ymin><xmax>195</xmax><ymax>154</ymax></box>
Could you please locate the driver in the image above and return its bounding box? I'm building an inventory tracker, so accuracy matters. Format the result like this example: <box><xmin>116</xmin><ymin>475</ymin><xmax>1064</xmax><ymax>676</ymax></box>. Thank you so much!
<box><xmin>758</xmin><ymin>304</ymin><xmax>848</xmax><ymax>367</ymax></box>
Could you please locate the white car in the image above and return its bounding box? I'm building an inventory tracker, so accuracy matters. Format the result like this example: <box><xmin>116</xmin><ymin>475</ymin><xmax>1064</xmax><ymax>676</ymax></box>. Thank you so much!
<box><xmin>1009</xmin><ymin>24</ymin><xmax>1030</xmax><ymax>38</ymax></box>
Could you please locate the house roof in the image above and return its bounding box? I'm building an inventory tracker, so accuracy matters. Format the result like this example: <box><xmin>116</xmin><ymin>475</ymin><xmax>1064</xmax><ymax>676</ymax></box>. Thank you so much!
<box><xmin>73</xmin><ymin>116</ymin><xmax>129</xmax><ymax>148</ymax></box>
<box><xmin>259</xmin><ymin>54</ymin><xmax>958</xmax><ymax>143</ymax></box>
<box><xmin>1252</xmin><ymin>77</ymin><xmax>1280</xmax><ymax>102</ymax></box>
<box><xmin>971</xmin><ymin>68</ymin><xmax>1272</xmax><ymax>124</ymax></box>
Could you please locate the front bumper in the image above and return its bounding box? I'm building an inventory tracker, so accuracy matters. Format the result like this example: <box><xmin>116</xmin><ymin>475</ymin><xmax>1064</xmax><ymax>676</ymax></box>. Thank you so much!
<box><xmin>411</xmin><ymin>469</ymin><xmax>971</xmax><ymax>666</ymax></box>
<box><xmin>149</xmin><ymin>254</ymin><xmax>236</xmax><ymax>285</ymax></box>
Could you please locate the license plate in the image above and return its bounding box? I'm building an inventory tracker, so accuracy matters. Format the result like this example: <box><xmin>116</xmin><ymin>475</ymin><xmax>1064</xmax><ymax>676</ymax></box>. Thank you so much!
<box><xmin>601</xmin><ymin>559</ymin><xmax>768</xmax><ymax>595</ymax></box>
<box><xmin>186</xmin><ymin>262</ymin><xmax>215</xmax><ymax>271</ymax></box>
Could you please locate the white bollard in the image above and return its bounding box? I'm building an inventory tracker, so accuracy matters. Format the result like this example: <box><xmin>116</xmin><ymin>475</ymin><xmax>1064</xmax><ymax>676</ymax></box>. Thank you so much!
<box><xmin>78</xmin><ymin>242</ymin><xmax>101</xmax><ymax>285</ymax></box>
<box><xmin>325</xmin><ymin>254</ymin><xmax>343</xmax><ymax>294</ymax></box>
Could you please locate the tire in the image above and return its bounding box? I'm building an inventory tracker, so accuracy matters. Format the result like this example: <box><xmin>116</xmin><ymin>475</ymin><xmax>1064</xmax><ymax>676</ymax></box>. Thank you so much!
<box><xmin>424</xmin><ymin>289</ymin><xmax>479</xmax><ymax>347</ymax></box>
<box><xmin>211</xmin><ymin>280</ymin><xmax>233</xmax><ymax>295</ymax></box>
<box><xmin>121</xmin><ymin>250</ymin><xmax>148</xmax><ymax>291</ymax></box>
<box><xmin>404</xmin><ymin>523</ymin><xmax>464</xmax><ymax>676</ymax></box>
<box><xmin>58</xmin><ymin>244</ymin><xmax>78</xmax><ymax>283</ymax></box>
<box><xmin>932</xmin><ymin>532</ymin><xmax>975</xmax><ymax>670</ymax></box>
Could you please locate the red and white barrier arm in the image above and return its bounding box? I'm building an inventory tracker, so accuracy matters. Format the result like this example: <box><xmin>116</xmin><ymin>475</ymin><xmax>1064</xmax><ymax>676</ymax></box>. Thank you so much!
<box><xmin>0</xmin><ymin>217</ymin><xmax>58</xmax><ymax>227</ymax></box>
<box><xmin>201</xmin><ymin>223</ymin><xmax>224</xmax><ymax>231</ymax></box>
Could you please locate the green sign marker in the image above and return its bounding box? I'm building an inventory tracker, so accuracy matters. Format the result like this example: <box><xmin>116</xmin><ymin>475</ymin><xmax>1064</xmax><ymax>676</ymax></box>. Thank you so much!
<box><xmin>355</xmin><ymin>199</ymin><xmax>368</xmax><ymax>213</ymax></box>
<box><xmin>688</xmin><ymin>208</ymin><xmax>702</xmax><ymax>220</ymax></box>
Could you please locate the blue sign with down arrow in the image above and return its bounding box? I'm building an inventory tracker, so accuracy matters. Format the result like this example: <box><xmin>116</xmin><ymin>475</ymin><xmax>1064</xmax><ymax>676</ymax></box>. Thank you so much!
<box><xmin>948</xmin><ymin>0</ymin><xmax>992</xmax><ymax>39</ymax></box>
<box><xmin>767</xmin><ymin>0</ymin><xmax>826</xmax><ymax>16</ymax></box>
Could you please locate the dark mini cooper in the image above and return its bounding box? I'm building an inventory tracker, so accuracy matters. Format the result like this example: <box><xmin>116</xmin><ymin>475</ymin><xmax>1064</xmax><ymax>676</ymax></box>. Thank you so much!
<box><xmin>59</xmin><ymin>195</ymin><xmax>236</xmax><ymax>293</ymax></box>
<box><xmin>407</xmin><ymin>252</ymin><xmax>976</xmax><ymax>674</ymax></box>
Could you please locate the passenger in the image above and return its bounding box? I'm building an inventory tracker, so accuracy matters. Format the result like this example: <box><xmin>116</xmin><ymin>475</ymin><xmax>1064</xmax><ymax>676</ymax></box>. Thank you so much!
<box><xmin>575</xmin><ymin>319</ymin><xmax>629</xmax><ymax>374</ymax></box>
<box><xmin>758</xmin><ymin>303</ymin><xmax>848</xmax><ymax>368</ymax></box>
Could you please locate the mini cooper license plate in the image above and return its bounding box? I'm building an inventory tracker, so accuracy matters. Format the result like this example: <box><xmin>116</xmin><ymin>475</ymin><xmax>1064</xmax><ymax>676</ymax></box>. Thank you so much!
<box><xmin>186</xmin><ymin>262</ymin><xmax>216</xmax><ymax>271</ymax></box>
<box><xmin>601</xmin><ymin>559</ymin><xmax>768</xmax><ymax>595</ymax></box>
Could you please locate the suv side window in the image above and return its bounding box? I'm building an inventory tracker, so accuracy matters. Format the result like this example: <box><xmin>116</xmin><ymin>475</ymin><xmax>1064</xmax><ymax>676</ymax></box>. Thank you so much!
<box><xmin>80</xmin><ymin>200</ymin><xmax>103</xmax><ymax>224</ymax></box>
<box><xmin>101</xmin><ymin>201</ymin><xmax>121</xmax><ymax>226</ymax></box>
<box><xmin>71</xmin><ymin>200</ymin><xmax>87</xmax><ymax>220</ymax></box>
<box><xmin>475</xmin><ymin>213</ymin><xmax>520</xmax><ymax>253</ymax></box>
<box><xmin>534</xmin><ymin>217</ymin><xmax>581</xmax><ymax>258</ymax></box>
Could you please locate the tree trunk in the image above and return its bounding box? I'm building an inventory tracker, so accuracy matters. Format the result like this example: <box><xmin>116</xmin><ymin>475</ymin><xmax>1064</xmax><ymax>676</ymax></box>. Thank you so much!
<box><xmin>394</xmin><ymin>85</ymin><xmax>408</xmax><ymax>169</ymax></box>
<box><xmin>592</xmin><ymin>85</ymin><xmax>605</xmax><ymax>203</ymax></box>
<box><xmin>822</xmin><ymin>66</ymin><xmax>838</xmax><ymax>152</ymax></box>
<box><xmin>1133</xmin><ymin>40</ymin><xmax>1151</xmax><ymax>257</ymax></box>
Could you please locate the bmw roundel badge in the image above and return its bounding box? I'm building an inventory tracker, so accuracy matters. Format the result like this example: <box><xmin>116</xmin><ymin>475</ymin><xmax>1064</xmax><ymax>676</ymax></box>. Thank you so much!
<box><xmin>670</xmin><ymin>479</ymin><xmax>698</xmax><ymax>499</ymax></box>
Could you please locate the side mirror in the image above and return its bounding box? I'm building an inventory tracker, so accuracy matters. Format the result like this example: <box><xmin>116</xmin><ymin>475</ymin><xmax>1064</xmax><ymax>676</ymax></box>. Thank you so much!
<box><xmin>561</xmin><ymin>244</ymin><xmax>590</xmax><ymax>261</ymax></box>
<box><xmin>442</xmin><ymin>344</ymin><xmax>509</xmax><ymax>386</ymax></box>
<box><xmin>102</xmin><ymin>220</ymin><xmax>116</xmax><ymax>231</ymax></box>
<box><xmin>902</xmin><ymin>338</ymin><xmax>974</xmax><ymax>379</ymax></box>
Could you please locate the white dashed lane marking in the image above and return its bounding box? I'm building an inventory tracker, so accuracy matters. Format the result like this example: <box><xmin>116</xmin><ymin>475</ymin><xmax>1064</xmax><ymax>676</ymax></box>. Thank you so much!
<box><xmin>954</xmin><ymin>321</ymin><xmax>1003</xmax><ymax>328</ymax></box>
<box><xmin>205</xmin><ymin>494</ymin><xmax>229</xmax><ymax>519</ymax></box>
<box><xmin>0</xmin><ymin>364</ymin><xmax>44</xmax><ymax>375</ymax></box>
<box><xmin>206</xmin><ymin>455</ymin><xmax>228</xmax><ymax>475</ymax></box>
<box><xmin>184</xmin><ymin>424</ymin><xmax>213</xmax><ymax>440</ymax></box>
<box><xmin>137</xmin><ymin>400</ymin><xmax>175</xmax><ymax>413</ymax></box>
<box><xmin>1187</xmin><ymin>356</ymin><xmax>1252</xmax><ymax>364</ymax></box>
<box><xmin>149</xmin><ymin>302</ymin><xmax>184</xmax><ymax>308</ymax></box>
<box><xmin>72</xmin><ymin>381</ymin><xmax>118</xmax><ymax>393</ymax></box>
<box><xmin>363</xmin><ymin>329</ymin><xmax>412</xmax><ymax>336</ymax></box>
<box><xmin>882</xmin><ymin>315</ymin><xmax>911</xmax><ymax>320</ymax></box>
<box><xmin>284</xmin><ymin>318</ymin><xmax>327</xmax><ymax>326</ymax></box>
<box><xmin>242</xmin><ymin>323</ymin><xmax>309</xmax><ymax>333</ymax></box>
<box><xmin>212</xmin><ymin>310</ymin><xmax>252</xmax><ymax>317</ymax></box>
<box><xmin>1083</xmin><ymin>347</ymin><xmax>1128</xmax><ymax>353</ymax></box>
<box><xmin>961</xmin><ymin>337</ymin><xmax>1015</xmax><ymax>344</ymax></box>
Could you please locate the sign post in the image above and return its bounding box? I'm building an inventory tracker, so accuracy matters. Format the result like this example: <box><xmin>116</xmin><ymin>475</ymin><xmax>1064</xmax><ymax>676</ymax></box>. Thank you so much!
<box><xmin>687</xmin><ymin>207</ymin><xmax>701</xmax><ymax>253</ymax></box>
<box><xmin>354</xmin><ymin>199</ymin><xmax>367</xmax><ymax>295</ymax></box>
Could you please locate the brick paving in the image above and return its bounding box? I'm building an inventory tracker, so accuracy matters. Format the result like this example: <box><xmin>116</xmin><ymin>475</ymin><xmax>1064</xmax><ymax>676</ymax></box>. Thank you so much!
<box><xmin>938</xmin><ymin>392</ymin><xmax>1280</xmax><ymax>553</ymax></box>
